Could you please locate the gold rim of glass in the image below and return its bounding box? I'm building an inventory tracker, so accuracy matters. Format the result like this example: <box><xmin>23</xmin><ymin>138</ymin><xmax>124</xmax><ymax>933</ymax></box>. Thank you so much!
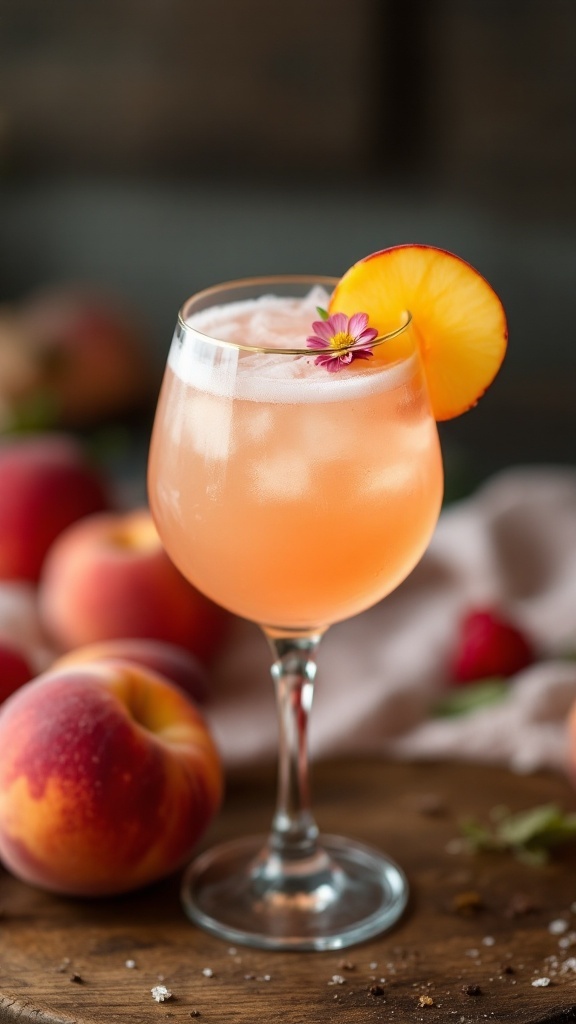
<box><xmin>177</xmin><ymin>275</ymin><xmax>412</xmax><ymax>356</ymax></box>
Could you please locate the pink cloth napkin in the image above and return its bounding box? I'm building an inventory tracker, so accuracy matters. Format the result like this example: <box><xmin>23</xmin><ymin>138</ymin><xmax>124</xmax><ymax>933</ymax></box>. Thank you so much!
<box><xmin>206</xmin><ymin>467</ymin><xmax>576</xmax><ymax>776</ymax></box>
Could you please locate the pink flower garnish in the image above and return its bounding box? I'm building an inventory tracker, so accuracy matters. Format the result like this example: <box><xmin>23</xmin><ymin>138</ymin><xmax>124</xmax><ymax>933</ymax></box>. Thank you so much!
<box><xmin>306</xmin><ymin>311</ymin><xmax>378</xmax><ymax>372</ymax></box>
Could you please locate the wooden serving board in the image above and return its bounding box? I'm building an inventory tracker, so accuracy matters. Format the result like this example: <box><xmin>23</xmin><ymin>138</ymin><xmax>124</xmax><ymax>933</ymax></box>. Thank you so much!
<box><xmin>0</xmin><ymin>760</ymin><xmax>575</xmax><ymax>1024</ymax></box>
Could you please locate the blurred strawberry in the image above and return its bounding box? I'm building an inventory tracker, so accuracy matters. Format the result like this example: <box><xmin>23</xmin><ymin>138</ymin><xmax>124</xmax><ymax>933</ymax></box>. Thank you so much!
<box><xmin>450</xmin><ymin>608</ymin><xmax>536</xmax><ymax>685</ymax></box>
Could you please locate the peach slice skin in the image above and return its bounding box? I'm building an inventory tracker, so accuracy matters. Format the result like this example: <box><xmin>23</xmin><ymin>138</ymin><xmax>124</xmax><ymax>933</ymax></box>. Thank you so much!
<box><xmin>329</xmin><ymin>244</ymin><xmax>508</xmax><ymax>421</ymax></box>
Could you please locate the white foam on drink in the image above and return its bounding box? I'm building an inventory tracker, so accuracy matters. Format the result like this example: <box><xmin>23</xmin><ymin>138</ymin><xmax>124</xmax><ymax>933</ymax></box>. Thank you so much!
<box><xmin>169</xmin><ymin>291</ymin><xmax>415</xmax><ymax>404</ymax></box>
<box><xmin>188</xmin><ymin>288</ymin><xmax>328</xmax><ymax>348</ymax></box>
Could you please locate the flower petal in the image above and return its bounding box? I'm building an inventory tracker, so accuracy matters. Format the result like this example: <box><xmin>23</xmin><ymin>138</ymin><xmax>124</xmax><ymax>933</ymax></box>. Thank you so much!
<box><xmin>356</xmin><ymin>327</ymin><xmax>379</xmax><ymax>345</ymax></box>
<box><xmin>310</xmin><ymin>320</ymin><xmax>335</xmax><ymax>343</ymax></box>
<box><xmin>348</xmin><ymin>311</ymin><xmax>369</xmax><ymax>338</ymax></box>
<box><xmin>306</xmin><ymin>335</ymin><xmax>327</xmax><ymax>350</ymax></box>
<box><xmin>350</xmin><ymin>347</ymin><xmax>374</xmax><ymax>362</ymax></box>
<box><xmin>314</xmin><ymin>352</ymin><xmax>346</xmax><ymax>372</ymax></box>
<box><xmin>329</xmin><ymin>311</ymin><xmax>348</xmax><ymax>335</ymax></box>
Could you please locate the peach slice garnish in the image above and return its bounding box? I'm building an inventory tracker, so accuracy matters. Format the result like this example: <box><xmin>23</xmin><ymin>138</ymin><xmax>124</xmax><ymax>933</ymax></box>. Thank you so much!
<box><xmin>329</xmin><ymin>244</ymin><xmax>508</xmax><ymax>420</ymax></box>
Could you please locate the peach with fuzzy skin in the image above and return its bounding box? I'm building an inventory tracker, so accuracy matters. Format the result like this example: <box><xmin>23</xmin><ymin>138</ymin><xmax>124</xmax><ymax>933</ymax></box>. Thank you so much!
<box><xmin>0</xmin><ymin>433</ymin><xmax>110</xmax><ymax>582</ymax></box>
<box><xmin>0</xmin><ymin>662</ymin><xmax>223</xmax><ymax>896</ymax></box>
<box><xmin>38</xmin><ymin>508</ymin><xmax>230</xmax><ymax>664</ymax></box>
<box><xmin>19</xmin><ymin>288</ymin><xmax>154</xmax><ymax>426</ymax></box>
<box><xmin>52</xmin><ymin>637</ymin><xmax>208</xmax><ymax>704</ymax></box>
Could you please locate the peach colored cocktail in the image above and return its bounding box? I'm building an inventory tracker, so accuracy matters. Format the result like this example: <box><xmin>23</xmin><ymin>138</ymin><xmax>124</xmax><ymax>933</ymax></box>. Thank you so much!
<box><xmin>148</xmin><ymin>287</ymin><xmax>443</xmax><ymax>632</ymax></box>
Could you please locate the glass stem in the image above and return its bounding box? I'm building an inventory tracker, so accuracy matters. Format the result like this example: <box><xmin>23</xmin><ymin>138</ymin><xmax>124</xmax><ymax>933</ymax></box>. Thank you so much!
<box><xmin>264</xmin><ymin>633</ymin><xmax>322</xmax><ymax>860</ymax></box>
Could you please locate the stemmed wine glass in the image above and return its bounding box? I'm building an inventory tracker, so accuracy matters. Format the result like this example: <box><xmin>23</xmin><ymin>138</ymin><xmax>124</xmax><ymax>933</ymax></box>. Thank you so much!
<box><xmin>148</xmin><ymin>276</ymin><xmax>443</xmax><ymax>950</ymax></box>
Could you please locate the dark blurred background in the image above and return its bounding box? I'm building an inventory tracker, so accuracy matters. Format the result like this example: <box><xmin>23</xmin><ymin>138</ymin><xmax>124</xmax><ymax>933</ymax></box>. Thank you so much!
<box><xmin>0</xmin><ymin>0</ymin><xmax>574</xmax><ymax>493</ymax></box>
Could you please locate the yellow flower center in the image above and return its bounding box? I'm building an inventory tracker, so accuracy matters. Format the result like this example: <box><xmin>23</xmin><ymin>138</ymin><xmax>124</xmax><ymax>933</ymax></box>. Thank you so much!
<box><xmin>330</xmin><ymin>331</ymin><xmax>355</xmax><ymax>351</ymax></box>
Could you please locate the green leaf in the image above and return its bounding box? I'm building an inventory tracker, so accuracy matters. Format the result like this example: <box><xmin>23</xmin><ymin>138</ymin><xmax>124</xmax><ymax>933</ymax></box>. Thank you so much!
<box><xmin>433</xmin><ymin>679</ymin><xmax>509</xmax><ymax>717</ymax></box>
<box><xmin>316</xmin><ymin>306</ymin><xmax>330</xmax><ymax>321</ymax></box>
<box><xmin>459</xmin><ymin>803</ymin><xmax>576</xmax><ymax>864</ymax></box>
<box><xmin>495</xmin><ymin>804</ymin><xmax>567</xmax><ymax>847</ymax></box>
<box><xmin>460</xmin><ymin>818</ymin><xmax>498</xmax><ymax>850</ymax></box>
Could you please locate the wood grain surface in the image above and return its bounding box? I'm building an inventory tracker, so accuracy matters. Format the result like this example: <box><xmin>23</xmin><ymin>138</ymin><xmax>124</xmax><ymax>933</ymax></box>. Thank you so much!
<box><xmin>0</xmin><ymin>760</ymin><xmax>575</xmax><ymax>1024</ymax></box>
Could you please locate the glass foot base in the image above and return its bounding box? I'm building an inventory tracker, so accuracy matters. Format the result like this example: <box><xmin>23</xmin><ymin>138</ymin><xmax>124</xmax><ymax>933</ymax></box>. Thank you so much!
<box><xmin>181</xmin><ymin>833</ymin><xmax>409</xmax><ymax>951</ymax></box>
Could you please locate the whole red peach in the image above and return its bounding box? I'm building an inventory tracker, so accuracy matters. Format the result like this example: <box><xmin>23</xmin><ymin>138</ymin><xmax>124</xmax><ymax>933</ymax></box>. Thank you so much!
<box><xmin>52</xmin><ymin>638</ymin><xmax>208</xmax><ymax>703</ymax></box>
<box><xmin>38</xmin><ymin>508</ymin><xmax>230</xmax><ymax>664</ymax></box>
<box><xmin>0</xmin><ymin>433</ymin><xmax>110</xmax><ymax>582</ymax></box>
<box><xmin>19</xmin><ymin>288</ymin><xmax>155</xmax><ymax>426</ymax></box>
<box><xmin>0</xmin><ymin>662</ymin><xmax>223</xmax><ymax>896</ymax></box>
